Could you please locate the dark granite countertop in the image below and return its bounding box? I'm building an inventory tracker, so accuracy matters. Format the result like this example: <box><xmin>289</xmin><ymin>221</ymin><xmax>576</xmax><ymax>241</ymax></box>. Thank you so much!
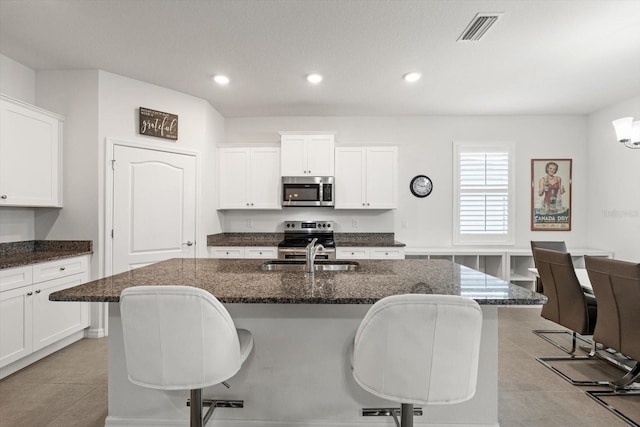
<box><xmin>50</xmin><ymin>257</ymin><xmax>545</xmax><ymax>305</ymax></box>
<box><xmin>207</xmin><ymin>232</ymin><xmax>405</xmax><ymax>248</ymax></box>
<box><xmin>0</xmin><ymin>240</ymin><xmax>93</xmax><ymax>269</ymax></box>
<box><xmin>207</xmin><ymin>233</ymin><xmax>283</xmax><ymax>247</ymax></box>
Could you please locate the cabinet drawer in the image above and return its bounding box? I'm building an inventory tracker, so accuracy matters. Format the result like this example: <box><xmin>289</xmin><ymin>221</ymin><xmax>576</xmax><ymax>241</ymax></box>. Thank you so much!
<box><xmin>32</xmin><ymin>256</ymin><xmax>88</xmax><ymax>283</ymax></box>
<box><xmin>336</xmin><ymin>248</ymin><xmax>370</xmax><ymax>259</ymax></box>
<box><xmin>0</xmin><ymin>266</ymin><xmax>33</xmax><ymax>292</ymax></box>
<box><xmin>210</xmin><ymin>247</ymin><xmax>245</xmax><ymax>259</ymax></box>
<box><xmin>245</xmin><ymin>247</ymin><xmax>277</xmax><ymax>259</ymax></box>
<box><xmin>370</xmin><ymin>248</ymin><xmax>405</xmax><ymax>259</ymax></box>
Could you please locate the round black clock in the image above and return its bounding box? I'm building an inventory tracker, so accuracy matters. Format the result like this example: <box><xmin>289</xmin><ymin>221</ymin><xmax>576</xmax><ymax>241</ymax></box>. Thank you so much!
<box><xmin>410</xmin><ymin>175</ymin><xmax>433</xmax><ymax>198</ymax></box>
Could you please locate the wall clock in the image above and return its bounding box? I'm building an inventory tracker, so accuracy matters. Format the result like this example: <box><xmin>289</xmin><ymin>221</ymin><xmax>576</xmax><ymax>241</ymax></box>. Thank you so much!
<box><xmin>410</xmin><ymin>175</ymin><xmax>433</xmax><ymax>198</ymax></box>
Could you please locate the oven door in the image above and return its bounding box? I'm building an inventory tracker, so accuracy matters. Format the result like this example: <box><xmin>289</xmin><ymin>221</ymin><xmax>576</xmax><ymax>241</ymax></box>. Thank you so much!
<box><xmin>278</xmin><ymin>247</ymin><xmax>336</xmax><ymax>260</ymax></box>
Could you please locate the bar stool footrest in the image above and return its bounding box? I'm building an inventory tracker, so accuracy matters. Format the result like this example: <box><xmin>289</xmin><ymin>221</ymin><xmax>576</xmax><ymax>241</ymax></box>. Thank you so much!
<box><xmin>362</xmin><ymin>407</ymin><xmax>423</xmax><ymax>416</ymax></box>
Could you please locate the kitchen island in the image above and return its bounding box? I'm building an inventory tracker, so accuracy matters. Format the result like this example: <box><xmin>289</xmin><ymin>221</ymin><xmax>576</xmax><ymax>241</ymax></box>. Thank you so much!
<box><xmin>51</xmin><ymin>257</ymin><xmax>545</xmax><ymax>427</ymax></box>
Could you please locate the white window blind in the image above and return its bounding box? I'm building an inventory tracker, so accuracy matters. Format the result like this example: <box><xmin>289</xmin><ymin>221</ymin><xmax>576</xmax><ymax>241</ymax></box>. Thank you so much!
<box><xmin>453</xmin><ymin>142</ymin><xmax>514</xmax><ymax>245</ymax></box>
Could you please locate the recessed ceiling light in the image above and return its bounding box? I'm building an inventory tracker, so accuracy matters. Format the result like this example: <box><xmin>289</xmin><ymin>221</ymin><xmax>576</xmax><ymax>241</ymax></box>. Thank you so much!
<box><xmin>307</xmin><ymin>73</ymin><xmax>323</xmax><ymax>84</ymax></box>
<box><xmin>213</xmin><ymin>75</ymin><xmax>230</xmax><ymax>85</ymax></box>
<box><xmin>403</xmin><ymin>72</ymin><xmax>422</xmax><ymax>83</ymax></box>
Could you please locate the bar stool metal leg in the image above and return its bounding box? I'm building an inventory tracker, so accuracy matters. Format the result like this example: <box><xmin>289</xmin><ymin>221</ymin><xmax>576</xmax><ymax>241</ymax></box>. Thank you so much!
<box><xmin>401</xmin><ymin>403</ymin><xmax>413</xmax><ymax>427</ymax></box>
<box><xmin>190</xmin><ymin>389</ymin><xmax>203</xmax><ymax>427</ymax></box>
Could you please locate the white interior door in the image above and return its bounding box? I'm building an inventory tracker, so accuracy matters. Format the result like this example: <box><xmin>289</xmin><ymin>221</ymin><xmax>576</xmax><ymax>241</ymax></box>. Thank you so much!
<box><xmin>112</xmin><ymin>145</ymin><xmax>196</xmax><ymax>274</ymax></box>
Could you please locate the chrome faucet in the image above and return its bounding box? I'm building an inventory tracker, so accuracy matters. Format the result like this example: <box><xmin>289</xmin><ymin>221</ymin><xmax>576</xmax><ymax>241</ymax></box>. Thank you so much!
<box><xmin>306</xmin><ymin>238</ymin><xmax>324</xmax><ymax>274</ymax></box>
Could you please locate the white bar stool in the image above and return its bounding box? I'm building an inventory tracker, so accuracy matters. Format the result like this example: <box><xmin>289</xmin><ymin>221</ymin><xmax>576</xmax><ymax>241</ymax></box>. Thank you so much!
<box><xmin>120</xmin><ymin>285</ymin><xmax>253</xmax><ymax>427</ymax></box>
<box><xmin>351</xmin><ymin>294</ymin><xmax>483</xmax><ymax>427</ymax></box>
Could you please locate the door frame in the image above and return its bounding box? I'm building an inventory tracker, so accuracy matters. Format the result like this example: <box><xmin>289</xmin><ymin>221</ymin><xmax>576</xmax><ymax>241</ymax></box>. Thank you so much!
<box><xmin>104</xmin><ymin>138</ymin><xmax>201</xmax><ymax>277</ymax></box>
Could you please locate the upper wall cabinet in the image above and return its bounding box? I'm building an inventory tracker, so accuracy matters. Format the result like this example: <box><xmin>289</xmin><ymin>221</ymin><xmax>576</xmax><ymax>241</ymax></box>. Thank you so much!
<box><xmin>0</xmin><ymin>95</ymin><xmax>63</xmax><ymax>207</ymax></box>
<box><xmin>335</xmin><ymin>146</ymin><xmax>397</xmax><ymax>209</ymax></box>
<box><xmin>280</xmin><ymin>133</ymin><xmax>335</xmax><ymax>176</ymax></box>
<box><xmin>218</xmin><ymin>146</ymin><xmax>281</xmax><ymax>210</ymax></box>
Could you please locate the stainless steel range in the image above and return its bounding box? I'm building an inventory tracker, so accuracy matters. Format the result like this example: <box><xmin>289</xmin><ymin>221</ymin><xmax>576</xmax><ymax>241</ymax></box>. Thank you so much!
<box><xmin>277</xmin><ymin>220</ymin><xmax>336</xmax><ymax>260</ymax></box>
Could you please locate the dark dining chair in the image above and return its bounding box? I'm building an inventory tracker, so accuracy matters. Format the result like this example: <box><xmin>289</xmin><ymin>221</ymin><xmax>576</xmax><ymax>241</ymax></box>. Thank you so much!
<box><xmin>532</xmin><ymin>248</ymin><xmax>607</xmax><ymax>385</ymax></box>
<box><xmin>530</xmin><ymin>241</ymin><xmax>567</xmax><ymax>294</ymax></box>
<box><xmin>584</xmin><ymin>256</ymin><xmax>640</xmax><ymax>426</ymax></box>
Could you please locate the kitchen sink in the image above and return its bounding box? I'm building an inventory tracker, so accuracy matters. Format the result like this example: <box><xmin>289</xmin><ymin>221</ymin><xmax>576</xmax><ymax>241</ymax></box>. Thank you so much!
<box><xmin>260</xmin><ymin>260</ymin><xmax>359</xmax><ymax>271</ymax></box>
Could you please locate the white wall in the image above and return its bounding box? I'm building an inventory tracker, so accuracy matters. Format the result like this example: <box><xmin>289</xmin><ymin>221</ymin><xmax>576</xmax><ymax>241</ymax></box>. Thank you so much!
<box><xmin>0</xmin><ymin>54</ymin><xmax>36</xmax><ymax>242</ymax></box>
<box><xmin>97</xmin><ymin>71</ymin><xmax>224</xmax><ymax>263</ymax></box>
<box><xmin>0</xmin><ymin>54</ymin><xmax>34</xmax><ymax>102</ymax></box>
<box><xmin>587</xmin><ymin>95</ymin><xmax>640</xmax><ymax>262</ymax></box>
<box><xmin>224</xmin><ymin>116</ymin><xmax>590</xmax><ymax>249</ymax></box>
<box><xmin>33</xmin><ymin>69</ymin><xmax>100</xmax><ymax>270</ymax></box>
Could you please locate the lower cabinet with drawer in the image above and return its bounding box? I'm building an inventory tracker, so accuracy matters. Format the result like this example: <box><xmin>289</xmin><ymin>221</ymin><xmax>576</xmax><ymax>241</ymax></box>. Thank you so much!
<box><xmin>0</xmin><ymin>255</ymin><xmax>90</xmax><ymax>377</ymax></box>
<box><xmin>208</xmin><ymin>246</ymin><xmax>278</xmax><ymax>259</ymax></box>
<box><xmin>336</xmin><ymin>247</ymin><xmax>405</xmax><ymax>260</ymax></box>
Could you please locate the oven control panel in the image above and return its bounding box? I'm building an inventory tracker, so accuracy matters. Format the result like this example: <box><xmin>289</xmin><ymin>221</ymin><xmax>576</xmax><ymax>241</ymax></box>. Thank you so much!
<box><xmin>284</xmin><ymin>220</ymin><xmax>333</xmax><ymax>231</ymax></box>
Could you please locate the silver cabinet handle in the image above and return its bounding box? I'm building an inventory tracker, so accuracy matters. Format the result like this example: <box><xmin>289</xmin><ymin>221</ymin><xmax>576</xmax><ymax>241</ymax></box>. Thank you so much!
<box><xmin>60</xmin><ymin>266</ymin><xmax>66</xmax><ymax>271</ymax></box>
<box><xmin>35</xmin><ymin>289</ymin><xmax>41</xmax><ymax>294</ymax></box>
<box><xmin>183</xmin><ymin>241</ymin><xmax>193</xmax><ymax>247</ymax></box>
<box><xmin>1</xmin><ymin>195</ymin><xmax>7</xmax><ymax>199</ymax></box>
<box><xmin>27</xmin><ymin>291</ymin><xmax>33</xmax><ymax>296</ymax></box>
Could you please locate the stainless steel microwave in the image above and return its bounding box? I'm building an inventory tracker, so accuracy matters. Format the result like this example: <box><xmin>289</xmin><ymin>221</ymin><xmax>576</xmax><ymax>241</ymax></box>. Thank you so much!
<box><xmin>282</xmin><ymin>176</ymin><xmax>334</xmax><ymax>207</ymax></box>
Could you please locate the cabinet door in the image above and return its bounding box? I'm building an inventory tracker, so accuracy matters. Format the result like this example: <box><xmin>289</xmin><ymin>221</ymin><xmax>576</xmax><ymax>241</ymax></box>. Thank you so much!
<box><xmin>0</xmin><ymin>98</ymin><xmax>62</xmax><ymax>207</ymax></box>
<box><xmin>370</xmin><ymin>247</ymin><xmax>404</xmax><ymax>259</ymax></box>
<box><xmin>336</xmin><ymin>247</ymin><xmax>370</xmax><ymax>259</ymax></box>
<box><xmin>335</xmin><ymin>148</ymin><xmax>366</xmax><ymax>209</ymax></box>
<box><xmin>32</xmin><ymin>274</ymin><xmax>89</xmax><ymax>351</ymax></box>
<box><xmin>280</xmin><ymin>135</ymin><xmax>307</xmax><ymax>176</ymax></box>
<box><xmin>365</xmin><ymin>147</ymin><xmax>397</xmax><ymax>209</ymax></box>
<box><xmin>249</xmin><ymin>148</ymin><xmax>281</xmax><ymax>209</ymax></box>
<box><xmin>219</xmin><ymin>147</ymin><xmax>250</xmax><ymax>208</ymax></box>
<box><xmin>0</xmin><ymin>286</ymin><xmax>33</xmax><ymax>368</ymax></box>
<box><xmin>210</xmin><ymin>247</ymin><xmax>245</xmax><ymax>258</ymax></box>
<box><xmin>245</xmin><ymin>247</ymin><xmax>278</xmax><ymax>259</ymax></box>
<box><xmin>306</xmin><ymin>135</ymin><xmax>335</xmax><ymax>176</ymax></box>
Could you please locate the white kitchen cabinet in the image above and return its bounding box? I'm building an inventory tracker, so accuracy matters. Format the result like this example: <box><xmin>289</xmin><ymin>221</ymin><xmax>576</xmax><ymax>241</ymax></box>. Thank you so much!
<box><xmin>208</xmin><ymin>246</ymin><xmax>278</xmax><ymax>259</ymax></box>
<box><xmin>336</xmin><ymin>247</ymin><xmax>405</xmax><ymax>260</ymax></box>
<box><xmin>335</xmin><ymin>146</ymin><xmax>397</xmax><ymax>209</ymax></box>
<box><xmin>0</xmin><ymin>256</ymin><xmax>89</xmax><ymax>374</ymax></box>
<box><xmin>218</xmin><ymin>146</ymin><xmax>281</xmax><ymax>209</ymax></box>
<box><xmin>0</xmin><ymin>279</ymin><xmax>33</xmax><ymax>367</ymax></box>
<box><xmin>244</xmin><ymin>247</ymin><xmax>278</xmax><ymax>259</ymax></box>
<box><xmin>280</xmin><ymin>133</ymin><xmax>335</xmax><ymax>176</ymax></box>
<box><xmin>335</xmin><ymin>247</ymin><xmax>370</xmax><ymax>260</ymax></box>
<box><xmin>0</xmin><ymin>94</ymin><xmax>63</xmax><ymax>207</ymax></box>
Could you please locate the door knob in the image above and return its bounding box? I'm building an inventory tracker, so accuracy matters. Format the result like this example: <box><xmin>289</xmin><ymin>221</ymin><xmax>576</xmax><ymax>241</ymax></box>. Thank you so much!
<box><xmin>183</xmin><ymin>241</ymin><xmax>194</xmax><ymax>246</ymax></box>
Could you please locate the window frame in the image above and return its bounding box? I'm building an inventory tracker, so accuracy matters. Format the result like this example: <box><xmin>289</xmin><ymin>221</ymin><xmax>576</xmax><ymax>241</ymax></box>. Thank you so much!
<box><xmin>453</xmin><ymin>141</ymin><xmax>515</xmax><ymax>245</ymax></box>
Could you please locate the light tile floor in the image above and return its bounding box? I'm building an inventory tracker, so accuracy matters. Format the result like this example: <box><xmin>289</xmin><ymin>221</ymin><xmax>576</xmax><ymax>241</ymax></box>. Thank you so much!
<box><xmin>0</xmin><ymin>306</ymin><xmax>637</xmax><ymax>426</ymax></box>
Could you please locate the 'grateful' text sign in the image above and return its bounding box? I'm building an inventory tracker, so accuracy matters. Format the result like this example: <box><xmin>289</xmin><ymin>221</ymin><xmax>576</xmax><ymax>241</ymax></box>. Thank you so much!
<box><xmin>139</xmin><ymin>107</ymin><xmax>178</xmax><ymax>140</ymax></box>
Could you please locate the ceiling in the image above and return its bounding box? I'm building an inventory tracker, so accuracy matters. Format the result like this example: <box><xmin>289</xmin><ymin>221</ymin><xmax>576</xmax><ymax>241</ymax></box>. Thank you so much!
<box><xmin>1</xmin><ymin>0</ymin><xmax>639</xmax><ymax>117</ymax></box>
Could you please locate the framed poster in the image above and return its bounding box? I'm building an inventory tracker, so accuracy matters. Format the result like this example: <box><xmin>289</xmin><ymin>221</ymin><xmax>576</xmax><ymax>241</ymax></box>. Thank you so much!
<box><xmin>531</xmin><ymin>159</ymin><xmax>572</xmax><ymax>231</ymax></box>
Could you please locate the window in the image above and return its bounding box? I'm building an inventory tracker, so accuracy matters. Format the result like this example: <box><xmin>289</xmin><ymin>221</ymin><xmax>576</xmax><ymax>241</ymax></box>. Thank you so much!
<box><xmin>453</xmin><ymin>142</ymin><xmax>515</xmax><ymax>245</ymax></box>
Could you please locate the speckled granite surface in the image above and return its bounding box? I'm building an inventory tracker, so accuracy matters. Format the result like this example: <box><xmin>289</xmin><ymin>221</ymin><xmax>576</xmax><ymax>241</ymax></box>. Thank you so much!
<box><xmin>334</xmin><ymin>233</ymin><xmax>405</xmax><ymax>247</ymax></box>
<box><xmin>206</xmin><ymin>232</ymin><xmax>405</xmax><ymax>247</ymax></box>
<box><xmin>50</xmin><ymin>257</ymin><xmax>545</xmax><ymax>305</ymax></box>
<box><xmin>0</xmin><ymin>240</ymin><xmax>93</xmax><ymax>269</ymax></box>
<box><xmin>207</xmin><ymin>233</ymin><xmax>283</xmax><ymax>246</ymax></box>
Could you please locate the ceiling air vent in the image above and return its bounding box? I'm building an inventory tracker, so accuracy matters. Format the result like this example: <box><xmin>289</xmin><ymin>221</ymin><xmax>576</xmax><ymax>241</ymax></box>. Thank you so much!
<box><xmin>457</xmin><ymin>13</ymin><xmax>503</xmax><ymax>41</ymax></box>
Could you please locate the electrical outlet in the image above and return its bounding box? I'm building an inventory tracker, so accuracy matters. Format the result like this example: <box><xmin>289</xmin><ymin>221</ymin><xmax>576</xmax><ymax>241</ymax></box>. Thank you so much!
<box><xmin>352</xmin><ymin>218</ymin><xmax>358</xmax><ymax>228</ymax></box>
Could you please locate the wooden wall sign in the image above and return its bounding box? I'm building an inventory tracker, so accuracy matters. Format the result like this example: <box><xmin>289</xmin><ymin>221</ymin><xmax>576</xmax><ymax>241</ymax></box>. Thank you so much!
<box><xmin>139</xmin><ymin>107</ymin><xmax>178</xmax><ymax>140</ymax></box>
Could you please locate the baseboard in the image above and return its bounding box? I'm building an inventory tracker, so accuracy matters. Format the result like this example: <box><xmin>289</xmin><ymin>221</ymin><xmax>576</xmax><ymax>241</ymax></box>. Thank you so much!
<box><xmin>105</xmin><ymin>415</ymin><xmax>500</xmax><ymax>427</ymax></box>
<box><xmin>85</xmin><ymin>327</ymin><xmax>106</xmax><ymax>338</ymax></box>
